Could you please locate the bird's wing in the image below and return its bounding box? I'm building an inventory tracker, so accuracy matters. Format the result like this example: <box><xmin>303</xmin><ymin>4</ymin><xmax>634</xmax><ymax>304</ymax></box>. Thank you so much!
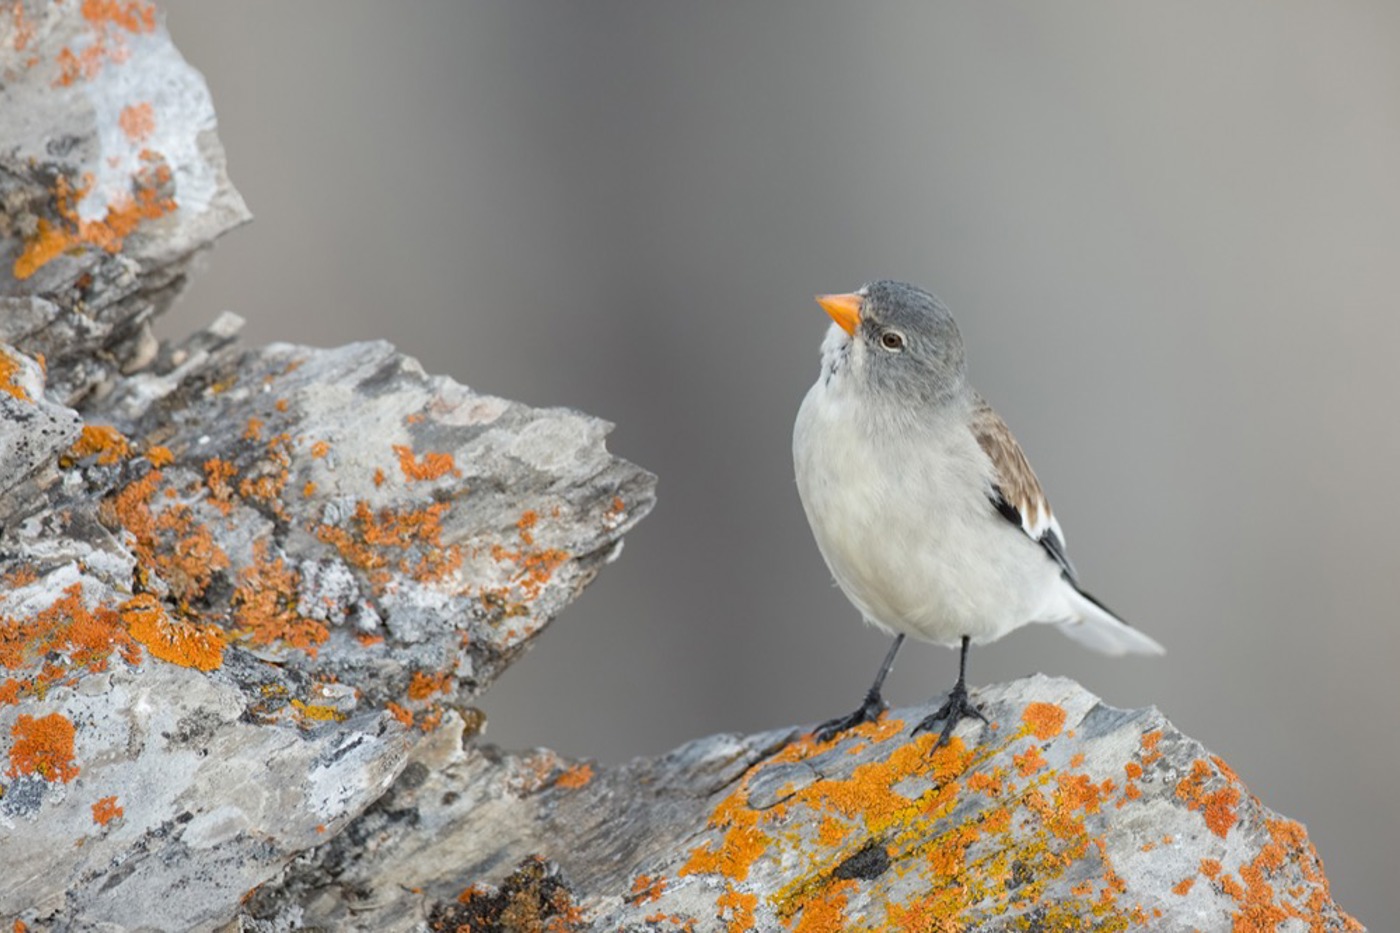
<box><xmin>969</xmin><ymin>395</ymin><xmax>1077</xmax><ymax>583</ymax></box>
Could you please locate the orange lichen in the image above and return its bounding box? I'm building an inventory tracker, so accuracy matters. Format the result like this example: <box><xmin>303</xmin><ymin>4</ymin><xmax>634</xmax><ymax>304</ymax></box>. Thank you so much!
<box><xmin>13</xmin><ymin>168</ymin><xmax>175</xmax><ymax>279</ymax></box>
<box><xmin>0</xmin><ymin>583</ymin><xmax>141</xmax><ymax>704</ymax></box>
<box><xmin>122</xmin><ymin>593</ymin><xmax>225</xmax><ymax>671</ymax></box>
<box><xmin>680</xmin><ymin>792</ymin><xmax>770</xmax><ymax>882</ymax></box>
<box><xmin>386</xmin><ymin>702</ymin><xmax>414</xmax><ymax>728</ymax></box>
<box><xmin>1013</xmin><ymin>744</ymin><xmax>1046</xmax><ymax>776</ymax></box>
<box><xmin>1021</xmin><ymin>702</ymin><xmax>1066</xmax><ymax>740</ymax></box>
<box><xmin>630</xmin><ymin>874</ymin><xmax>666</xmax><ymax>905</ymax></box>
<box><xmin>0</xmin><ymin>348</ymin><xmax>31</xmax><ymax>401</ymax></box>
<box><xmin>483</xmin><ymin>512</ymin><xmax>572</xmax><ymax>610</ymax></box>
<box><xmin>317</xmin><ymin>500</ymin><xmax>462</xmax><ymax>590</ymax></box>
<box><xmin>202</xmin><ymin>458</ymin><xmax>238</xmax><ymax>512</ymax></box>
<box><xmin>1173</xmin><ymin>877</ymin><xmax>1195</xmax><ymax>896</ymax></box>
<box><xmin>82</xmin><ymin>0</ymin><xmax>158</xmax><ymax>32</ymax></box>
<box><xmin>108</xmin><ymin>471</ymin><xmax>230</xmax><ymax>605</ymax></box>
<box><xmin>7</xmin><ymin>712</ymin><xmax>79</xmax><ymax>783</ymax></box>
<box><xmin>517</xmin><ymin>510</ymin><xmax>540</xmax><ymax>545</ymax></box>
<box><xmin>555</xmin><ymin>763</ymin><xmax>594</xmax><ymax>789</ymax></box>
<box><xmin>1175</xmin><ymin>758</ymin><xmax>1240</xmax><ymax>838</ymax></box>
<box><xmin>232</xmin><ymin>541</ymin><xmax>328</xmax><ymax>655</ymax></box>
<box><xmin>145</xmin><ymin>445</ymin><xmax>174</xmax><ymax>467</ymax></box>
<box><xmin>1140</xmin><ymin>730</ymin><xmax>1163</xmax><ymax>766</ymax></box>
<box><xmin>118</xmin><ymin>102</ymin><xmax>155</xmax><ymax>142</ymax></box>
<box><xmin>92</xmin><ymin>795</ymin><xmax>123</xmax><ymax>826</ymax></box>
<box><xmin>407</xmin><ymin>670</ymin><xmax>452</xmax><ymax>701</ymax></box>
<box><xmin>393</xmin><ymin>444</ymin><xmax>459</xmax><ymax>482</ymax></box>
<box><xmin>302</xmin><ymin>481</ymin><xmax>316</xmax><ymax>498</ymax></box>
<box><xmin>791</xmin><ymin>879</ymin><xmax>854</xmax><ymax>933</ymax></box>
<box><xmin>70</xmin><ymin>424</ymin><xmax>131</xmax><ymax>465</ymax></box>
<box><xmin>242</xmin><ymin>417</ymin><xmax>264</xmax><ymax>441</ymax></box>
<box><xmin>373</xmin><ymin>467</ymin><xmax>386</xmax><ymax>487</ymax></box>
<box><xmin>310</xmin><ymin>440</ymin><xmax>330</xmax><ymax>459</ymax></box>
<box><xmin>715</xmin><ymin>886</ymin><xmax>757</xmax><ymax>933</ymax></box>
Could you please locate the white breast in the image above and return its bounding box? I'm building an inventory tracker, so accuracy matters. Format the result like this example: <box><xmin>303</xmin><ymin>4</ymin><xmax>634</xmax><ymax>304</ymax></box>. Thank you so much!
<box><xmin>793</xmin><ymin>364</ymin><xmax>1063</xmax><ymax>647</ymax></box>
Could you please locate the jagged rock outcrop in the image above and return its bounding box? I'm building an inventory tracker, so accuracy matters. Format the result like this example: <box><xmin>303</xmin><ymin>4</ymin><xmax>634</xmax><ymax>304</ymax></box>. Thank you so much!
<box><xmin>241</xmin><ymin>676</ymin><xmax>1363</xmax><ymax>933</ymax></box>
<box><xmin>0</xmin><ymin>3</ymin><xmax>1363</xmax><ymax>932</ymax></box>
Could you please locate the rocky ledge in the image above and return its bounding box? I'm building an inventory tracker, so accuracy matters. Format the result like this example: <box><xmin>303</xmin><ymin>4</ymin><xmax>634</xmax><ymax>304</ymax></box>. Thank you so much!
<box><xmin>0</xmin><ymin>2</ymin><xmax>1364</xmax><ymax>931</ymax></box>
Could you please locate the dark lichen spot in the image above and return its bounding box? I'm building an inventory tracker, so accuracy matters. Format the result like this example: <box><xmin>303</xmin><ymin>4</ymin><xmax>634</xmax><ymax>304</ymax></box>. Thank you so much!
<box><xmin>832</xmin><ymin>838</ymin><xmax>889</xmax><ymax>881</ymax></box>
<box><xmin>399</xmin><ymin>760</ymin><xmax>430</xmax><ymax>790</ymax></box>
<box><xmin>428</xmin><ymin>855</ymin><xmax>583</xmax><ymax>932</ymax></box>
<box><xmin>1007</xmin><ymin>858</ymin><xmax>1034</xmax><ymax>890</ymax></box>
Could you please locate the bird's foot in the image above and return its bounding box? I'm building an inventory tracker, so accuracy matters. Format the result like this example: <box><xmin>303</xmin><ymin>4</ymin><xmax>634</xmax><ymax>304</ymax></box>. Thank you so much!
<box><xmin>813</xmin><ymin>690</ymin><xmax>887</xmax><ymax>744</ymax></box>
<box><xmin>911</xmin><ymin>681</ymin><xmax>988</xmax><ymax>749</ymax></box>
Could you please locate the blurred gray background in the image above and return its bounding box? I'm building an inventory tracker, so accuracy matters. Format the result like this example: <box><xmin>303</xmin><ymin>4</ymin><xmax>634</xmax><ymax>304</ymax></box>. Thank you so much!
<box><xmin>159</xmin><ymin>1</ymin><xmax>1396</xmax><ymax>922</ymax></box>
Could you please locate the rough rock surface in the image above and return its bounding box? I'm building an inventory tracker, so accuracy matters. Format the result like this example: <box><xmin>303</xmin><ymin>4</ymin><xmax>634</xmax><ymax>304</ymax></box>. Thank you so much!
<box><xmin>0</xmin><ymin>3</ymin><xmax>1364</xmax><ymax>932</ymax></box>
<box><xmin>243</xmin><ymin>676</ymin><xmax>1364</xmax><ymax>933</ymax></box>
<box><xmin>0</xmin><ymin>3</ymin><xmax>653</xmax><ymax>929</ymax></box>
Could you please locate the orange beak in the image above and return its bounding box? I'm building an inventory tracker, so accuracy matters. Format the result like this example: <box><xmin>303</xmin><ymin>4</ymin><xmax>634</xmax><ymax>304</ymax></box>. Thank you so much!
<box><xmin>816</xmin><ymin>293</ymin><xmax>862</xmax><ymax>336</ymax></box>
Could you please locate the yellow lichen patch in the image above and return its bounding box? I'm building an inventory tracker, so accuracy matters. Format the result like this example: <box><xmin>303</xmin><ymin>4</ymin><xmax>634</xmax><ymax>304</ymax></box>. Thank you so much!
<box><xmin>393</xmin><ymin>444</ymin><xmax>459</xmax><ymax>482</ymax></box>
<box><xmin>0</xmin><ymin>348</ymin><xmax>32</xmax><ymax>402</ymax></box>
<box><xmin>232</xmin><ymin>541</ymin><xmax>328</xmax><ymax>655</ymax></box>
<box><xmin>290</xmin><ymin>699</ymin><xmax>347</xmax><ymax>723</ymax></box>
<box><xmin>13</xmin><ymin>167</ymin><xmax>175</xmax><ymax>279</ymax></box>
<box><xmin>7</xmin><ymin>711</ymin><xmax>79</xmax><ymax>783</ymax></box>
<box><xmin>69</xmin><ymin>424</ymin><xmax>131</xmax><ymax>465</ymax></box>
<box><xmin>0</xmin><ymin>583</ymin><xmax>141</xmax><ymax>703</ymax></box>
<box><xmin>121</xmin><ymin>593</ymin><xmax>225</xmax><ymax>671</ymax></box>
<box><xmin>555</xmin><ymin>763</ymin><xmax>594</xmax><ymax>789</ymax></box>
<box><xmin>1021</xmin><ymin>702</ymin><xmax>1066</xmax><ymax>741</ymax></box>
<box><xmin>92</xmin><ymin>795</ymin><xmax>123</xmax><ymax>826</ymax></box>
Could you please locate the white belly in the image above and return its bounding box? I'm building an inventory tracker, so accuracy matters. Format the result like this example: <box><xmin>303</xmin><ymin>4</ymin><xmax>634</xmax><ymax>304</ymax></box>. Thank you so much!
<box><xmin>793</xmin><ymin>378</ymin><xmax>1062</xmax><ymax>647</ymax></box>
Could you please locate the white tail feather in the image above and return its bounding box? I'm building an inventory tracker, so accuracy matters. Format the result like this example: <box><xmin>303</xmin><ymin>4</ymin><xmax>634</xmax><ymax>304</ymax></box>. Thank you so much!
<box><xmin>1055</xmin><ymin>584</ymin><xmax>1164</xmax><ymax>656</ymax></box>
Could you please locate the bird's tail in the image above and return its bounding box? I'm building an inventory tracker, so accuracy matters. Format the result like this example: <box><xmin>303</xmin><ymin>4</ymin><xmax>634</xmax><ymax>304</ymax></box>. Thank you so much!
<box><xmin>1055</xmin><ymin>583</ymin><xmax>1164</xmax><ymax>656</ymax></box>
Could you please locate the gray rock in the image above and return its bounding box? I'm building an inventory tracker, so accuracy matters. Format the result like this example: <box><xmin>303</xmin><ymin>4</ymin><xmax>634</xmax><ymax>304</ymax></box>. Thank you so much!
<box><xmin>254</xmin><ymin>676</ymin><xmax>1363</xmax><ymax>933</ymax></box>
<box><xmin>0</xmin><ymin>4</ymin><xmax>654</xmax><ymax>930</ymax></box>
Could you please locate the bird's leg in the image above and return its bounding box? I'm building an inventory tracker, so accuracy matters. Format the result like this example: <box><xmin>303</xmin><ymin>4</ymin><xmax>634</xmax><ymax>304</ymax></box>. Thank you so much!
<box><xmin>814</xmin><ymin>634</ymin><xmax>904</xmax><ymax>743</ymax></box>
<box><xmin>912</xmin><ymin>636</ymin><xmax>988</xmax><ymax>748</ymax></box>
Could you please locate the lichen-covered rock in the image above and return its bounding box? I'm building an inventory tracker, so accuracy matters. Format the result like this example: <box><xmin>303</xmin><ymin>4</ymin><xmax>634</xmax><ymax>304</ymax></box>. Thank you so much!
<box><xmin>0</xmin><ymin>3</ymin><xmax>655</xmax><ymax>929</ymax></box>
<box><xmin>0</xmin><ymin>329</ymin><xmax>652</xmax><ymax>930</ymax></box>
<box><xmin>249</xmin><ymin>676</ymin><xmax>1363</xmax><ymax>933</ymax></box>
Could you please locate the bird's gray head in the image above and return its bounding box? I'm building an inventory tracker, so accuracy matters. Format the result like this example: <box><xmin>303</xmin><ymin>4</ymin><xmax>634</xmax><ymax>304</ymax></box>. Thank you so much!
<box><xmin>815</xmin><ymin>280</ymin><xmax>967</xmax><ymax>405</ymax></box>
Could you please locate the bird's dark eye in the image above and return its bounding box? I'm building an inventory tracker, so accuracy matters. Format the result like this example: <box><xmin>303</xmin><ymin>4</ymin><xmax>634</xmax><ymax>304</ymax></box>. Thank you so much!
<box><xmin>880</xmin><ymin>331</ymin><xmax>905</xmax><ymax>351</ymax></box>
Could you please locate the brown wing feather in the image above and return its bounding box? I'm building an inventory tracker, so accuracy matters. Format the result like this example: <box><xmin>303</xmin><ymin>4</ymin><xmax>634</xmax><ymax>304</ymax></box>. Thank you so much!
<box><xmin>969</xmin><ymin>396</ymin><xmax>1050</xmax><ymax>537</ymax></box>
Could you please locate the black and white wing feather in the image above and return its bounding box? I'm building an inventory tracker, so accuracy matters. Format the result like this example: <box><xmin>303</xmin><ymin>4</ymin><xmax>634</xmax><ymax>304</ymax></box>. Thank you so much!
<box><xmin>969</xmin><ymin>395</ymin><xmax>1163</xmax><ymax>656</ymax></box>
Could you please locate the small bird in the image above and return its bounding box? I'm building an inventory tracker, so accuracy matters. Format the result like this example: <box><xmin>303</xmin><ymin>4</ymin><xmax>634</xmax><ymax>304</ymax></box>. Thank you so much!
<box><xmin>793</xmin><ymin>280</ymin><xmax>1163</xmax><ymax>748</ymax></box>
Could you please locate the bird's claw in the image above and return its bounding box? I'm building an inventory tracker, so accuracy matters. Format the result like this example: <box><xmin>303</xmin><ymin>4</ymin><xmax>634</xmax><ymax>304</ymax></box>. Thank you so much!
<box><xmin>813</xmin><ymin>690</ymin><xmax>887</xmax><ymax>743</ymax></box>
<box><xmin>912</xmin><ymin>681</ymin><xmax>988</xmax><ymax>749</ymax></box>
